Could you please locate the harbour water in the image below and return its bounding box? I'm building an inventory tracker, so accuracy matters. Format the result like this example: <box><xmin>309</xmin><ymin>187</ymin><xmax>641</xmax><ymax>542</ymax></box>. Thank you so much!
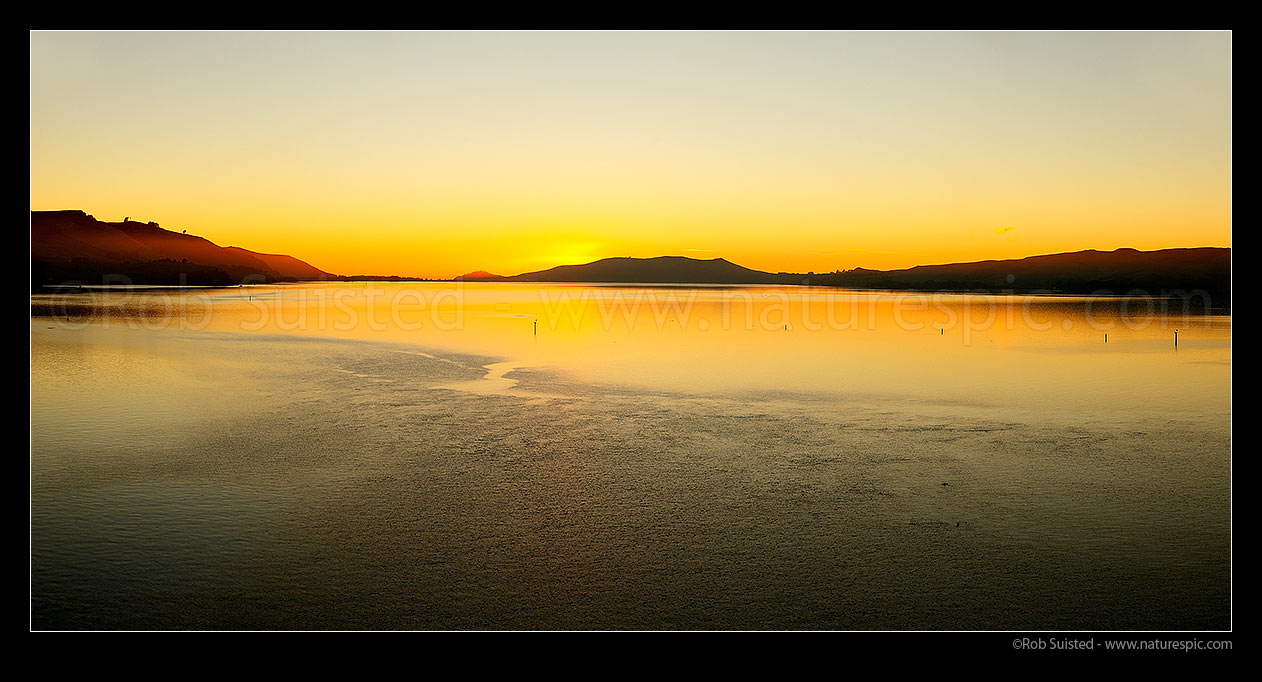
<box><xmin>30</xmin><ymin>283</ymin><xmax>1231</xmax><ymax>629</ymax></box>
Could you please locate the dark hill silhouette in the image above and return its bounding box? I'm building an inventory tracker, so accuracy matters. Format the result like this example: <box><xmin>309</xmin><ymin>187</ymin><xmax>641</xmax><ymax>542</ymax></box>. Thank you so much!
<box><xmin>493</xmin><ymin>248</ymin><xmax>1229</xmax><ymax>303</ymax></box>
<box><xmin>484</xmin><ymin>247</ymin><xmax>1231</xmax><ymax>306</ymax></box>
<box><xmin>30</xmin><ymin>210</ymin><xmax>1229</xmax><ymax>302</ymax></box>
<box><xmin>31</xmin><ymin>210</ymin><xmax>335</xmax><ymax>288</ymax></box>
<box><xmin>817</xmin><ymin>247</ymin><xmax>1230</xmax><ymax>299</ymax></box>
<box><xmin>510</xmin><ymin>256</ymin><xmax>788</xmax><ymax>284</ymax></box>
<box><xmin>455</xmin><ymin>270</ymin><xmax>506</xmax><ymax>281</ymax></box>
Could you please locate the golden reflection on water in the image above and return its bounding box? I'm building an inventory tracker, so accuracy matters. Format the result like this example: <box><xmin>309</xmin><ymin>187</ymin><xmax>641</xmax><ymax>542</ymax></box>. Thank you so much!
<box><xmin>29</xmin><ymin>282</ymin><xmax>1232</xmax><ymax>630</ymax></box>
<box><xmin>32</xmin><ymin>282</ymin><xmax>1230</xmax><ymax>421</ymax></box>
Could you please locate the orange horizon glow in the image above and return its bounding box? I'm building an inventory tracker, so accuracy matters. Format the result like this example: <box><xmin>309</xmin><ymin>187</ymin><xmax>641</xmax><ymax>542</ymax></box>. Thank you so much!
<box><xmin>30</xmin><ymin>31</ymin><xmax>1231</xmax><ymax>279</ymax></box>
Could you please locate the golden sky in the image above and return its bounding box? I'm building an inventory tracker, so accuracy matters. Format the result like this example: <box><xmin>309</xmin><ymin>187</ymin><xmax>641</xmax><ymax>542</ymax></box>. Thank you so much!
<box><xmin>30</xmin><ymin>31</ymin><xmax>1231</xmax><ymax>278</ymax></box>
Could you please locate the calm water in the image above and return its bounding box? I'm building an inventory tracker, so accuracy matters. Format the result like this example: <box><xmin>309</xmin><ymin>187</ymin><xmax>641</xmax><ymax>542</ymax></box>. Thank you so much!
<box><xmin>30</xmin><ymin>283</ymin><xmax>1231</xmax><ymax>629</ymax></box>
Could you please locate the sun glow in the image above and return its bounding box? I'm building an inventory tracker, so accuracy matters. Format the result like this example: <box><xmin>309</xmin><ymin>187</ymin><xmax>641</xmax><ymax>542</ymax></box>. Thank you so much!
<box><xmin>30</xmin><ymin>31</ymin><xmax>1231</xmax><ymax>278</ymax></box>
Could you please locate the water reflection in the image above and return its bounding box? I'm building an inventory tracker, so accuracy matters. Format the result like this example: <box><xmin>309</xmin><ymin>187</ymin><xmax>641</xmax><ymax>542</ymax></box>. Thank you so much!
<box><xmin>31</xmin><ymin>283</ymin><xmax>1230</xmax><ymax>421</ymax></box>
<box><xmin>29</xmin><ymin>283</ymin><xmax>1232</xmax><ymax>629</ymax></box>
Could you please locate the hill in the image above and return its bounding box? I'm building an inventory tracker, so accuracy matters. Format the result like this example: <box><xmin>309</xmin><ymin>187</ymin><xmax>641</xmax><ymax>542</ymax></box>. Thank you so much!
<box><xmin>817</xmin><ymin>247</ymin><xmax>1230</xmax><ymax>299</ymax></box>
<box><xmin>487</xmin><ymin>248</ymin><xmax>1228</xmax><ymax>302</ymax></box>
<box><xmin>31</xmin><ymin>210</ymin><xmax>335</xmax><ymax>288</ymax></box>
<box><xmin>509</xmin><ymin>256</ymin><xmax>789</xmax><ymax>284</ymax></box>
<box><xmin>455</xmin><ymin>270</ymin><xmax>506</xmax><ymax>281</ymax></box>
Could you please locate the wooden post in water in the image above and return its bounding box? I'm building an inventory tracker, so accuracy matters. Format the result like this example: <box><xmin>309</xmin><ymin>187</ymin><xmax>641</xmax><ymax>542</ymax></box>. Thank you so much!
<box><xmin>1175</xmin><ymin>329</ymin><xmax>1178</xmax><ymax>347</ymax></box>
<box><xmin>533</xmin><ymin>319</ymin><xmax>537</xmax><ymax>336</ymax></box>
<box><xmin>1105</xmin><ymin>333</ymin><xmax>1107</xmax><ymax>343</ymax></box>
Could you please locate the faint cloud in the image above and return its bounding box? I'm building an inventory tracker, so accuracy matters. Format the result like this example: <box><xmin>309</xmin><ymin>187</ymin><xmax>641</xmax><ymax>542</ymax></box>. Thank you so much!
<box><xmin>995</xmin><ymin>226</ymin><xmax>1015</xmax><ymax>235</ymax></box>
<box><xmin>683</xmin><ymin>248</ymin><xmax>714</xmax><ymax>253</ymax></box>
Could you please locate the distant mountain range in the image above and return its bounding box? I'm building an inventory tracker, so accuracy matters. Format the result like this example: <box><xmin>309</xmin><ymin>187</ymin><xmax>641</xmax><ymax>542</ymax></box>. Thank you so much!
<box><xmin>461</xmin><ymin>249</ymin><xmax>1230</xmax><ymax>300</ymax></box>
<box><xmin>31</xmin><ymin>210</ymin><xmax>333</xmax><ymax>288</ymax></box>
<box><xmin>814</xmin><ymin>247</ymin><xmax>1230</xmax><ymax>297</ymax></box>
<box><xmin>31</xmin><ymin>210</ymin><xmax>1229</xmax><ymax>302</ymax></box>
<box><xmin>499</xmin><ymin>256</ymin><xmax>785</xmax><ymax>284</ymax></box>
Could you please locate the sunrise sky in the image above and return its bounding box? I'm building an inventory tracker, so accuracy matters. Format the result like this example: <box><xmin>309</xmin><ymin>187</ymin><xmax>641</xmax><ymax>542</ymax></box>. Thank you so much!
<box><xmin>30</xmin><ymin>31</ymin><xmax>1231</xmax><ymax>278</ymax></box>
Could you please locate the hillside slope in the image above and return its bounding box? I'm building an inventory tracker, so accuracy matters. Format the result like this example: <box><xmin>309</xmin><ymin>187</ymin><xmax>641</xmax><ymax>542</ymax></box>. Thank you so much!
<box><xmin>820</xmin><ymin>247</ymin><xmax>1230</xmax><ymax>298</ymax></box>
<box><xmin>31</xmin><ymin>210</ymin><xmax>335</xmax><ymax>287</ymax></box>
<box><xmin>509</xmin><ymin>256</ymin><xmax>789</xmax><ymax>284</ymax></box>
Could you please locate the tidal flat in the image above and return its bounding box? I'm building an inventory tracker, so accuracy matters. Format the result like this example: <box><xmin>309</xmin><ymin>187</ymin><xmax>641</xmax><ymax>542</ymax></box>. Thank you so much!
<box><xmin>30</xmin><ymin>284</ymin><xmax>1231</xmax><ymax>629</ymax></box>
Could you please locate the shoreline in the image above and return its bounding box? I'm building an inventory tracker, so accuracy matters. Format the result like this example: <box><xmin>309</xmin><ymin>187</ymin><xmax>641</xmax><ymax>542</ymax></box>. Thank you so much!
<box><xmin>32</xmin><ymin>280</ymin><xmax>1233</xmax><ymax>315</ymax></box>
